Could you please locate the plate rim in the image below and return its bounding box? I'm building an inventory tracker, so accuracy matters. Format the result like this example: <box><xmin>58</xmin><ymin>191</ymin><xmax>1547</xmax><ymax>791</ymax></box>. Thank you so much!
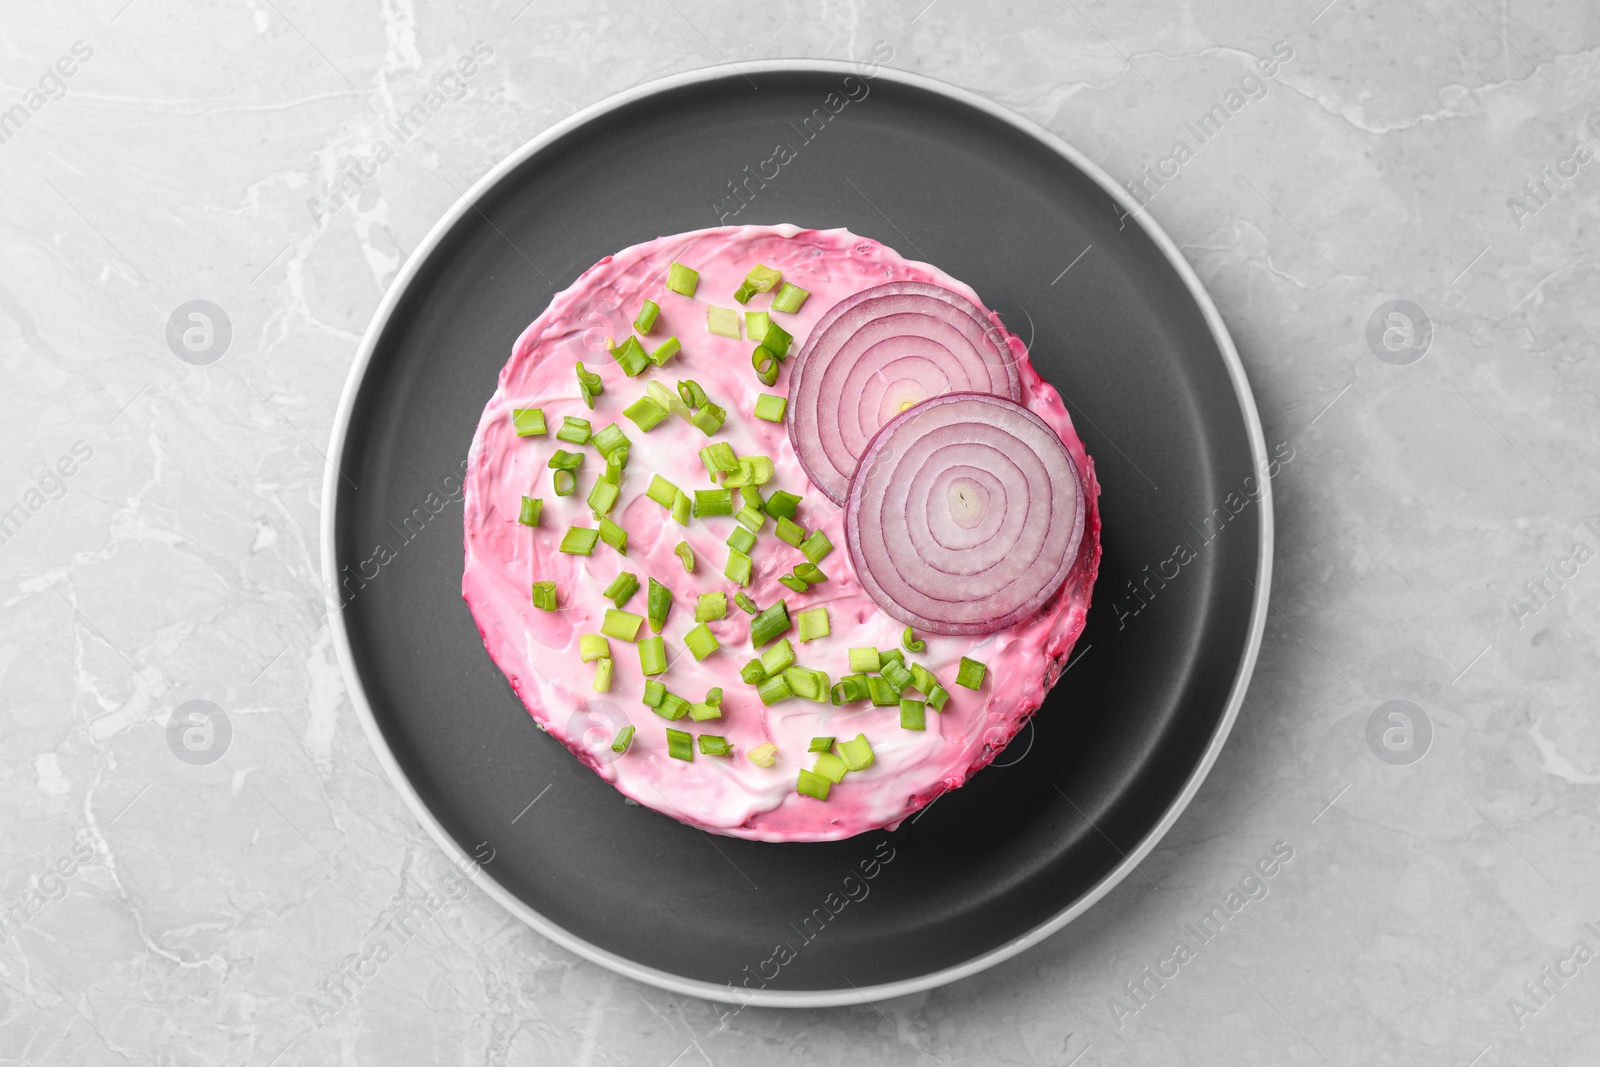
<box><xmin>320</xmin><ymin>58</ymin><xmax>1273</xmax><ymax>1008</ymax></box>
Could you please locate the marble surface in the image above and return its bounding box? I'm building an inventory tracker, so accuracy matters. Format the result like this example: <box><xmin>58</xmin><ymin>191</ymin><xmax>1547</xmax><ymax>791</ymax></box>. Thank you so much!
<box><xmin>2</xmin><ymin>1</ymin><xmax>1598</xmax><ymax>1064</ymax></box>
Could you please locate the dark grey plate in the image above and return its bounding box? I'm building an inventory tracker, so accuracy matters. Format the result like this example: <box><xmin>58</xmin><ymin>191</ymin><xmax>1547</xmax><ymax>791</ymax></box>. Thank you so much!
<box><xmin>323</xmin><ymin>61</ymin><xmax>1270</xmax><ymax>1006</ymax></box>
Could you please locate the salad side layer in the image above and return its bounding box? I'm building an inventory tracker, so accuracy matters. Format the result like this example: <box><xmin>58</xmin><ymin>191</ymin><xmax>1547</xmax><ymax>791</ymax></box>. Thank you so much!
<box><xmin>461</xmin><ymin>224</ymin><xmax>1101</xmax><ymax>842</ymax></box>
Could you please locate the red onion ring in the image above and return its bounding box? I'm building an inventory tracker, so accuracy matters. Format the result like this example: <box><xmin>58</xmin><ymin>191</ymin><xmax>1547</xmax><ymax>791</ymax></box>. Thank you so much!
<box><xmin>787</xmin><ymin>282</ymin><xmax>1021</xmax><ymax>504</ymax></box>
<box><xmin>844</xmin><ymin>393</ymin><xmax>1085</xmax><ymax>635</ymax></box>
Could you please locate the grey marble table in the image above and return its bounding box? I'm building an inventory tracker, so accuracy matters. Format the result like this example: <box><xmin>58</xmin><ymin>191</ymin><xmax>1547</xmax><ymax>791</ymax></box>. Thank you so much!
<box><xmin>3</xmin><ymin>1</ymin><xmax>1596</xmax><ymax>1064</ymax></box>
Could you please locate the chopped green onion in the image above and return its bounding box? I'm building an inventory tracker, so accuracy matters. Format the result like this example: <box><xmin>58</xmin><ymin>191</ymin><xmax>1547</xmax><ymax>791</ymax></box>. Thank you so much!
<box><xmin>684</xmin><ymin>622</ymin><xmax>720</xmax><ymax>660</ymax></box>
<box><xmin>831</xmin><ymin>674</ymin><xmax>870</xmax><ymax>705</ymax></box>
<box><xmin>579</xmin><ymin>634</ymin><xmax>610</xmax><ymax>663</ymax></box>
<box><xmin>678</xmin><ymin>379</ymin><xmax>709</xmax><ymax>409</ymax></box>
<box><xmin>793</xmin><ymin>563</ymin><xmax>826</xmax><ymax>586</ymax></box>
<box><xmin>699</xmin><ymin>734</ymin><xmax>733</xmax><ymax>756</ymax></box>
<box><xmin>879</xmin><ymin>647</ymin><xmax>905</xmax><ymax>668</ymax></box>
<box><xmin>696</xmin><ymin>592</ymin><xmax>727</xmax><ymax>622</ymax></box>
<box><xmin>650</xmin><ymin>336</ymin><xmax>682</xmax><ymax>367</ymax></box>
<box><xmin>778</xmin><ymin>574</ymin><xmax>808</xmax><ymax>594</ymax></box>
<box><xmin>808</xmin><ymin>736</ymin><xmax>835</xmax><ymax>753</ymax></box>
<box><xmin>799</xmin><ymin>530</ymin><xmax>833</xmax><ymax>563</ymax></box>
<box><xmin>689</xmin><ymin>700</ymin><xmax>721</xmax><ymax>721</ymax></box>
<box><xmin>559</xmin><ymin>526</ymin><xmax>599</xmax><ymax>555</ymax></box>
<box><xmin>642</xmin><ymin>680</ymin><xmax>666</xmax><ymax>707</ymax></box>
<box><xmin>751</xmin><ymin>345</ymin><xmax>780</xmax><ymax>386</ymax></box>
<box><xmin>670</xmin><ymin>490</ymin><xmax>691</xmax><ymax>525</ymax></box>
<box><xmin>657</xmin><ymin>691</ymin><xmax>691</xmax><ymax>720</ymax></box>
<box><xmin>612</xmin><ymin>335</ymin><xmax>650</xmax><ymax>377</ymax></box>
<box><xmin>700</xmin><ymin>441</ymin><xmax>739</xmax><ymax>479</ymax></box>
<box><xmin>764</xmin><ymin>490</ymin><xmax>801</xmax><ymax>519</ymax></box>
<box><xmin>587</xmin><ymin>478</ymin><xmax>619</xmax><ymax>515</ymax></box>
<box><xmin>785</xmin><ymin>665</ymin><xmax>829</xmax><ymax>702</ymax></box>
<box><xmin>724</xmin><ymin>456</ymin><xmax>773</xmax><ymax>487</ymax></box>
<box><xmin>597</xmin><ymin>517</ymin><xmax>628</xmax><ymax>555</ymax></box>
<box><xmin>666</xmin><ymin>726</ymin><xmax>694</xmax><ymax>760</ymax></box>
<box><xmin>837</xmin><ymin>733</ymin><xmax>875</xmax><ymax>771</ymax></box>
<box><xmin>757</xmin><ymin>673</ymin><xmax>793</xmax><ymax>705</ymax></box>
<box><xmin>761</xmin><ymin>321</ymin><xmax>794</xmax><ymax>360</ymax></box>
<box><xmin>548</xmin><ymin>449</ymin><xmax>584</xmax><ymax>472</ymax></box>
<box><xmin>900</xmin><ymin>698</ymin><xmax>926</xmax><ymax>731</ymax></box>
<box><xmin>601</xmin><ymin>608</ymin><xmax>644</xmax><ymax>641</ymax></box>
<box><xmin>666</xmin><ymin>262</ymin><xmax>699</xmax><ymax>297</ymax></box>
<box><xmin>647</xmin><ymin>577</ymin><xmax>672</xmax><ymax>633</ymax></box>
<box><xmin>739</xmin><ymin>485</ymin><xmax>764</xmax><ymax>512</ymax></box>
<box><xmin>909</xmin><ymin>663</ymin><xmax>940</xmax><ymax>696</ymax></box>
<box><xmin>552</xmin><ymin>470</ymin><xmax>576</xmax><ymax>496</ymax></box>
<box><xmin>749</xmin><ymin>599</ymin><xmax>790</xmax><ymax>647</ymax></box>
<box><xmin>730</xmin><ymin>594</ymin><xmax>756</xmax><ymax>617</ymax></box>
<box><xmin>603</xmin><ymin>572</ymin><xmax>639</xmax><ymax>608</ymax></box>
<box><xmin>735</xmin><ymin>504</ymin><xmax>766</xmax><ymax>532</ymax></box>
<box><xmin>694</xmin><ymin>489</ymin><xmax>733</xmax><ymax>517</ymax></box>
<box><xmin>531</xmin><ymin>580</ymin><xmax>557</xmax><ymax>612</ymax></box>
<box><xmin>705</xmin><ymin>686</ymin><xmax>723</xmax><ymax>707</ymax></box>
<box><xmin>956</xmin><ymin>656</ymin><xmax>987</xmax><ymax>689</ymax></box>
<box><xmin>770</xmin><ymin>282</ymin><xmax>810</xmax><ymax>314</ymax></box>
<box><xmin>556</xmin><ymin>416</ymin><xmax>592</xmax><ymax>444</ymax></box>
<box><xmin>633</xmin><ymin>299</ymin><xmax>659</xmax><ymax>334</ymax></box>
<box><xmin>753</xmin><ymin>394</ymin><xmax>787</xmax><ymax>422</ymax></box>
<box><xmin>848</xmin><ymin>648</ymin><xmax>881</xmax><ymax>673</ymax></box>
<box><xmin>646</xmin><ymin>474</ymin><xmax>679</xmax><ymax>509</ymax></box>
<box><xmin>796</xmin><ymin>607</ymin><xmax>830</xmax><ymax>642</ymax></box>
<box><xmin>725</xmin><ymin>526</ymin><xmax>757</xmax><ymax>554</ymax></box>
<box><xmin>882</xmin><ymin>659</ymin><xmax>914</xmax><ymax>693</ymax></box>
<box><xmin>927</xmin><ymin>684</ymin><xmax>950</xmax><ymax>712</ymax></box>
<box><xmin>868</xmin><ymin>675</ymin><xmax>899</xmax><ymax>706</ymax></box>
<box><xmin>512</xmin><ymin>408</ymin><xmax>546</xmax><ymax>436</ymax></box>
<box><xmin>605</xmin><ymin>450</ymin><xmax>626</xmax><ymax>485</ymax></box>
<box><xmin>592</xmin><ymin>657</ymin><xmax>613</xmax><ymax>692</ymax></box>
<box><xmin>902</xmin><ymin>627</ymin><xmax>926</xmax><ymax>654</ymax></box>
<box><xmin>518</xmin><ymin>496</ymin><xmax>543</xmax><ymax>527</ymax></box>
<box><xmin>745</xmin><ymin>311</ymin><xmax>770</xmax><ymax>342</ymax></box>
<box><xmin>690</xmin><ymin>403</ymin><xmax>726</xmax><ymax>437</ymax></box>
<box><xmin>734</xmin><ymin>282</ymin><xmax>756</xmax><ymax>304</ymax></box>
<box><xmin>575</xmin><ymin>361</ymin><xmax>603</xmax><ymax>407</ymax></box>
<box><xmin>638</xmin><ymin>636</ymin><xmax>667</xmax><ymax>675</ymax></box>
<box><xmin>812</xmin><ymin>752</ymin><xmax>847</xmax><ymax>783</ymax></box>
<box><xmin>759</xmin><ymin>637</ymin><xmax>796</xmax><ymax>677</ymax></box>
<box><xmin>610</xmin><ymin>724</ymin><xmax>634</xmax><ymax>752</ymax></box>
<box><xmin>724</xmin><ymin>549</ymin><xmax>752</xmax><ymax>586</ymax></box>
<box><xmin>748</xmin><ymin>743</ymin><xmax>779</xmax><ymax>767</ymax></box>
<box><xmin>774</xmin><ymin>516</ymin><xmax>805</xmax><ymax>546</ymax></box>
<box><xmin>675</xmin><ymin>541</ymin><xmax>695</xmax><ymax>572</ymax></box>
<box><xmin>743</xmin><ymin>263</ymin><xmax>782</xmax><ymax>295</ymax></box>
<box><xmin>623</xmin><ymin>396</ymin><xmax>668</xmax><ymax>431</ymax></box>
<box><xmin>739</xmin><ymin>658</ymin><xmax>767</xmax><ymax>685</ymax></box>
<box><xmin>796</xmin><ymin>768</ymin><xmax>831</xmax><ymax>800</ymax></box>
<box><xmin>591</xmin><ymin>423</ymin><xmax>630</xmax><ymax>459</ymax></box>
<box><xmin>707</xmin><ymin>306</ymin><xmax>741</xmax><ymax>338</ymax></box>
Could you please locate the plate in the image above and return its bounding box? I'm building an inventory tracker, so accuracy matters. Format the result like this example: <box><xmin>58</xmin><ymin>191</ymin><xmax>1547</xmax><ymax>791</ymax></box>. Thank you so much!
<box><xmin>323</xmin><ymin>61</ymin><xmax>1271</xmax><ymax>1006</ymax></box>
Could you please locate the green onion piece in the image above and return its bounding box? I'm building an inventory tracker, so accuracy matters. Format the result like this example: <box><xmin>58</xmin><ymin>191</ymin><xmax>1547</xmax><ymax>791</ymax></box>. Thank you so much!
<box><xmin>647</xmin><ymin>577</ymin><xmax>672</xmax><ymax>633</ymax></box>
<box><xmin>735</xmin><ymin>504</ymin><xmax>766</xmax><ymax>533</ymax></box>
<box><xmin>552</xmin><ymin>469</ymin><xmax>576</xmax><ymax>496</ymax></box>
<box><xmin>773</xmin><ymin>516</ymin><xmax>804</xmax><ymax>547</ymax></box>
<box><xmin>882</xmin><ymin>659</ymin><xmax>914</xmax><ymax>693</ymax></box>
<box><xmin>927</xmin><ymin>684</ymin><xmax>950</xmax><ymax>712</ymax></box>
<box><xmin>700</xmin><ymin>444</ymin><xmax>739</xmax><ymax>482</ymax></box>
<box><xmin>734</xmin><ymin>592</ymin><xmax>759</xmax><ymax>615</ymax></box>
<box><xmin>531</xmin><ymin>580</ymin><xmax>557</xmax><ymax>612</ymax></box>
<box><xmin>591</xmin><ymin>423</ymin><xmax>630</xmax><ymax>459</ymax></box>
<box><xmin>705</xmin><ymin>686</ymin><xmax>723</xmax><ymax>707</ymax></box>
<box><xmin>548</xmin><ymin>449</ymin><xmax>583</xmax><ymax>471</ymax></box>
<box><xmin>879</xmin><ymin>647</ymin><xmax>905</xmax><ymax>668</ymax></box>
<box><xmin>785</xmin><ymin>666</ymin><xmax>829</xmax><ymax>702</ymax></box>
<box><xmin>696</xmin><ymin>592</ymin><xmax>727</xmax><ymax>622</ymax></box>
<box><xmin>638</xmin><ymin>636</ymin><xmax>668</xmax><ymax>675</ymax></box>
<box><xmin>605</xmin><ymin>450</ymin><xmax>625</xmax><ymax>485</ymax></box>
<box><xmin>698</xmin><ymin>734</ymin><xmax>733</xmax><ymax>756</ymax></box>
<box><xmin>675</xmin><ymin>541</ymin><xmax>695</xmax><ymax>573</ymax></box>
<box><xmin>753</xmin><ymin>394</ymin><xmax>787</xmax><ymax>422</ymax></box>
<box><xmin>666</xmin><ymin>262</ymin><xmax>699</xmax><ymax>297</ymax></box>
<box><xmin>689</xmin><ymin>700</ymin><xmax>721</xmax><ymax>722</ymax></box>
<box><xmin>831</xmin><ymin>674</ymin><xmax>870</xmax><ymax>705</ymax></box>
<box><xmin>725</xmin><ymin>526</ymin><xmax>757</xmax><ymax>555</ymax></box>
<box><xmin>690</xmin><ymin>403</ymin><xmax>727</xmax><ymax>437</ymax></box>
<box><xmin>602</xmin><ymin>572</ymin><xmax>639</xmax><ymax>608</ymax></box>
<box><xmin>748</xmin><ymin>743</ymin><xmax>779</xmax><ymax>767</ymax></box>
<box><xmin>575</xmin><ymin>361</ymin><xmax>604</xmax><ymax>407</ymax></box>
<box><xmin>694</xmin><ymin>489</ymin><xmax>733</xmax><ymax>517</ymax></box>
<box><xmin>588</xmin><ymin>479</ymin><xmax>619</xmax><ymax>515</ymax></box>
<box><xmin>900</xmin><ymin>698</ymin><xmax>927</xmax><ymax>730</ymax></box>
<box><xmin>579</xmin><ymin>634</ymin><xmax>610</xmax><ymax>663</ymax></box>
<box><xmin>733</xmin><ymin>281</ymin><xmax>757</xmax><ymax>304</ymax></box>
<box><xmin>751</xmin><ymin>345</ymin><xmax>780</xmax><ymax>386</ymax></box>
<box><xmin>633</xmin><ymin>299</ymin><xmax>660</xmax><ymax>335</ymax></box>
<box><xmin>764</xmin><ymin>490</ymin><xmax>801</xmax><ymax>519</ymax></box>
<box><xmin>623</xmin><ymin>396</ymin><xmax>668</xmax><ymax>431</ymax></box>
<box><xmin>746</xmin><ymin>457</ymin><xmax>774</xmax><ymax>485</ymax></box>
<box><xmin>707</xmin><ymin>306</ymin><xmax>741</xmax><ymax>338</ymax></box>
<box><xmin>612</xmin><ymin>335</ymin><xmax>650</xmax><ymax>377</ymax></box>
<box><xmin>512</xmin><ymin>408</ymin><xmax>546</xmax><ymax>436</ymax></box>
<box><xmin>760</xmin><ymin>637</ymin><xmax>796</xmax><ymax>677</ymax></box>
<box><xmin>868</xmin><ymin>675</ymin><xmax>899</xmax><ymax>706</ymax></box>
<box><xmin>799</xmin><ymin>530</ymin><xmax>833</xmax><ymax>563</ymax></box>
<box><xmin>559</xmin><ymin>526</ymin><xmax>599</xmax><ymax>555</ymax></box>
<box><xmin>724</xmin><ymin>549</ymin><xmax>752</xmax><ymax>587</ymax></box>
<box><xmin>740</xmin><ymin>485</ymin><xmax>764</xmax><ymax>511</ymax></box>
<box><xmin>684</xmin><ymin>622</ymin><xmax>720</xmax><ymax>661</ymax></box>
<box><xmin>646</xmin><ymin>380</ymin><xmax>692</xmax><ymax>421</ymax></box>
<box><xmin>666</xmin><ymin>726</ymin><xmax>694</xmax><ymax>760</ymax></box>
<box><xmin>796</xmin><ymin>607</ymin><xmax>830</xmax><ymax>642</ymax></box>
<box><xmin>745</xmin><ymin>311</ymin><xmax>770</xmax><ymax>342</ymax></box>
<box><xmin>808</xmin><ymin>736</ymin><xmax>835</xmax><ymax>753</ymax></box>
<box><xmin>646</xmin><ymin>474</ymin><xmax>679</xmax><ymax>509</ymax></box>
<box><xmin>601</xmin><ymin>608</ymin><xmax>644</xmax><ymax>641</ymax></box>
<box><xmin>761</xmin><ymin>321</ymin><xmax>794</xmax><ymax>360</ymax></box>
<box><xmin>518</xmin><ymin>496</ymin><xmax>543</xmax><ymax>527</ymax></box>
<box><xmin>757</xmin><ymin>673</ymin><xmax>793</xmax><ymax>705</ymax></box>
<box><xmin>670</xmin><ymin>490</ymin><xmax>691</xmax><ymax>526</ymax></box>
<box><xmin>909</xmin><ymin>663</ymin><xmax>940</xmax><ymax>696</ymax></box>
<box><xmin>556</xmin><ymin>416</ymin><xmax>592</xmax><ymax>444</ymax></box>
<box><xmin>837</xmin><ymin>733</ymin><xmax>875</xmax><ymax>771</ymax></box>
<box><xmin>778</xmin><ymin>574</ymin><xmax>808</xmax><ymax>594</ymax></box>
<box><xmin>592</xmin><ymin>656</ymin><xmax>613</xmax><ymax>692</ymax></box>
<box><xmin>770</xmin><ymin>282</ymin><xmax>810</xmax><ymax>314</ymax></box>
<box><xmin>812</xmin><ymin>752</ymin><xmax>847</xmax><ymax>783</ymax></box>
<box><xmin>642</xmin><ymin>680</ymin><xmax>666</xmax><ymax>707</ymax></box>
<box><xmin>956</xmin><ymin>656</ymin><xmax>988</xmax><ymax>689</ymax></box>
<box><xmin>723</xmin><ymin>458</ymin><xmax>754</xmax><ymax>489</ymax></box>
<box><xmin>849</xmin><ymin>648</ymin><xmax>881</xmax><ymax>673</ymax></box>
<box><xmin>749</xmin><ymin>599</ymin><xmax>790</xmax><ymax>646</ymax></box>
<box><xmin>796</xmin><ymin>768</ymin><xmax>830</xmax><ymax>800</ymax></box>
<box><xmin>677</xmin><ymin>379</ymin><xmax>709</xmax><ymax>409</ymax></box>
<box><xmin>610</xmin><ymin>724</ymin><xmax>634</xmax><ymax>752</ymax></box>
<box><xmin>902</xmin><ymin>627</ymin><xmax>926</xmax><ymax>653</ymax></box>
<box><xmin>794</xmin><ymin>563</ymin><xmax>826</xmax><ymax>586</ymax></box>
<box><xmin>744</xmin><ymin>263</ymin><xmax>782</xmax><ymax>293</ymax></box>
<box><xmin>650</xmin><ymin>337</ymin><xmax>681</xmax><ymax>367</ymax></box>
<box><xmin>739</xmin><ymin>659</ymin><xmax>767</xmax><ymax>685</ymax></box>
<box><xmin>657</xmin><ymin>691</ymin><xmax>691</xmax><ymax>720</ymax></box>
<box><xmin>597</xmin><ymin>517</ymin><xmax>627</xmax><ymax>555</ymax></box>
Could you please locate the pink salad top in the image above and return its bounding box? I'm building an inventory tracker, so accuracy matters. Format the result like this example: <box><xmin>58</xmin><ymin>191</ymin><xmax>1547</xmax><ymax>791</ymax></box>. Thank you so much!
<box><xmin>462</xmin><ymin>225</ymin><xmax>1101</xmax><ymax>841</ymax></box>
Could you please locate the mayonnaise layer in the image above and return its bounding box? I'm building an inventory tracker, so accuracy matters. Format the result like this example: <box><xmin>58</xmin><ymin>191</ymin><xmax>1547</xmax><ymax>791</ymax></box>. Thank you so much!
<box><xmin>461</xmin><ymin>225</ymin><xmax>1102</xmax><ymax>842</ymax></box>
